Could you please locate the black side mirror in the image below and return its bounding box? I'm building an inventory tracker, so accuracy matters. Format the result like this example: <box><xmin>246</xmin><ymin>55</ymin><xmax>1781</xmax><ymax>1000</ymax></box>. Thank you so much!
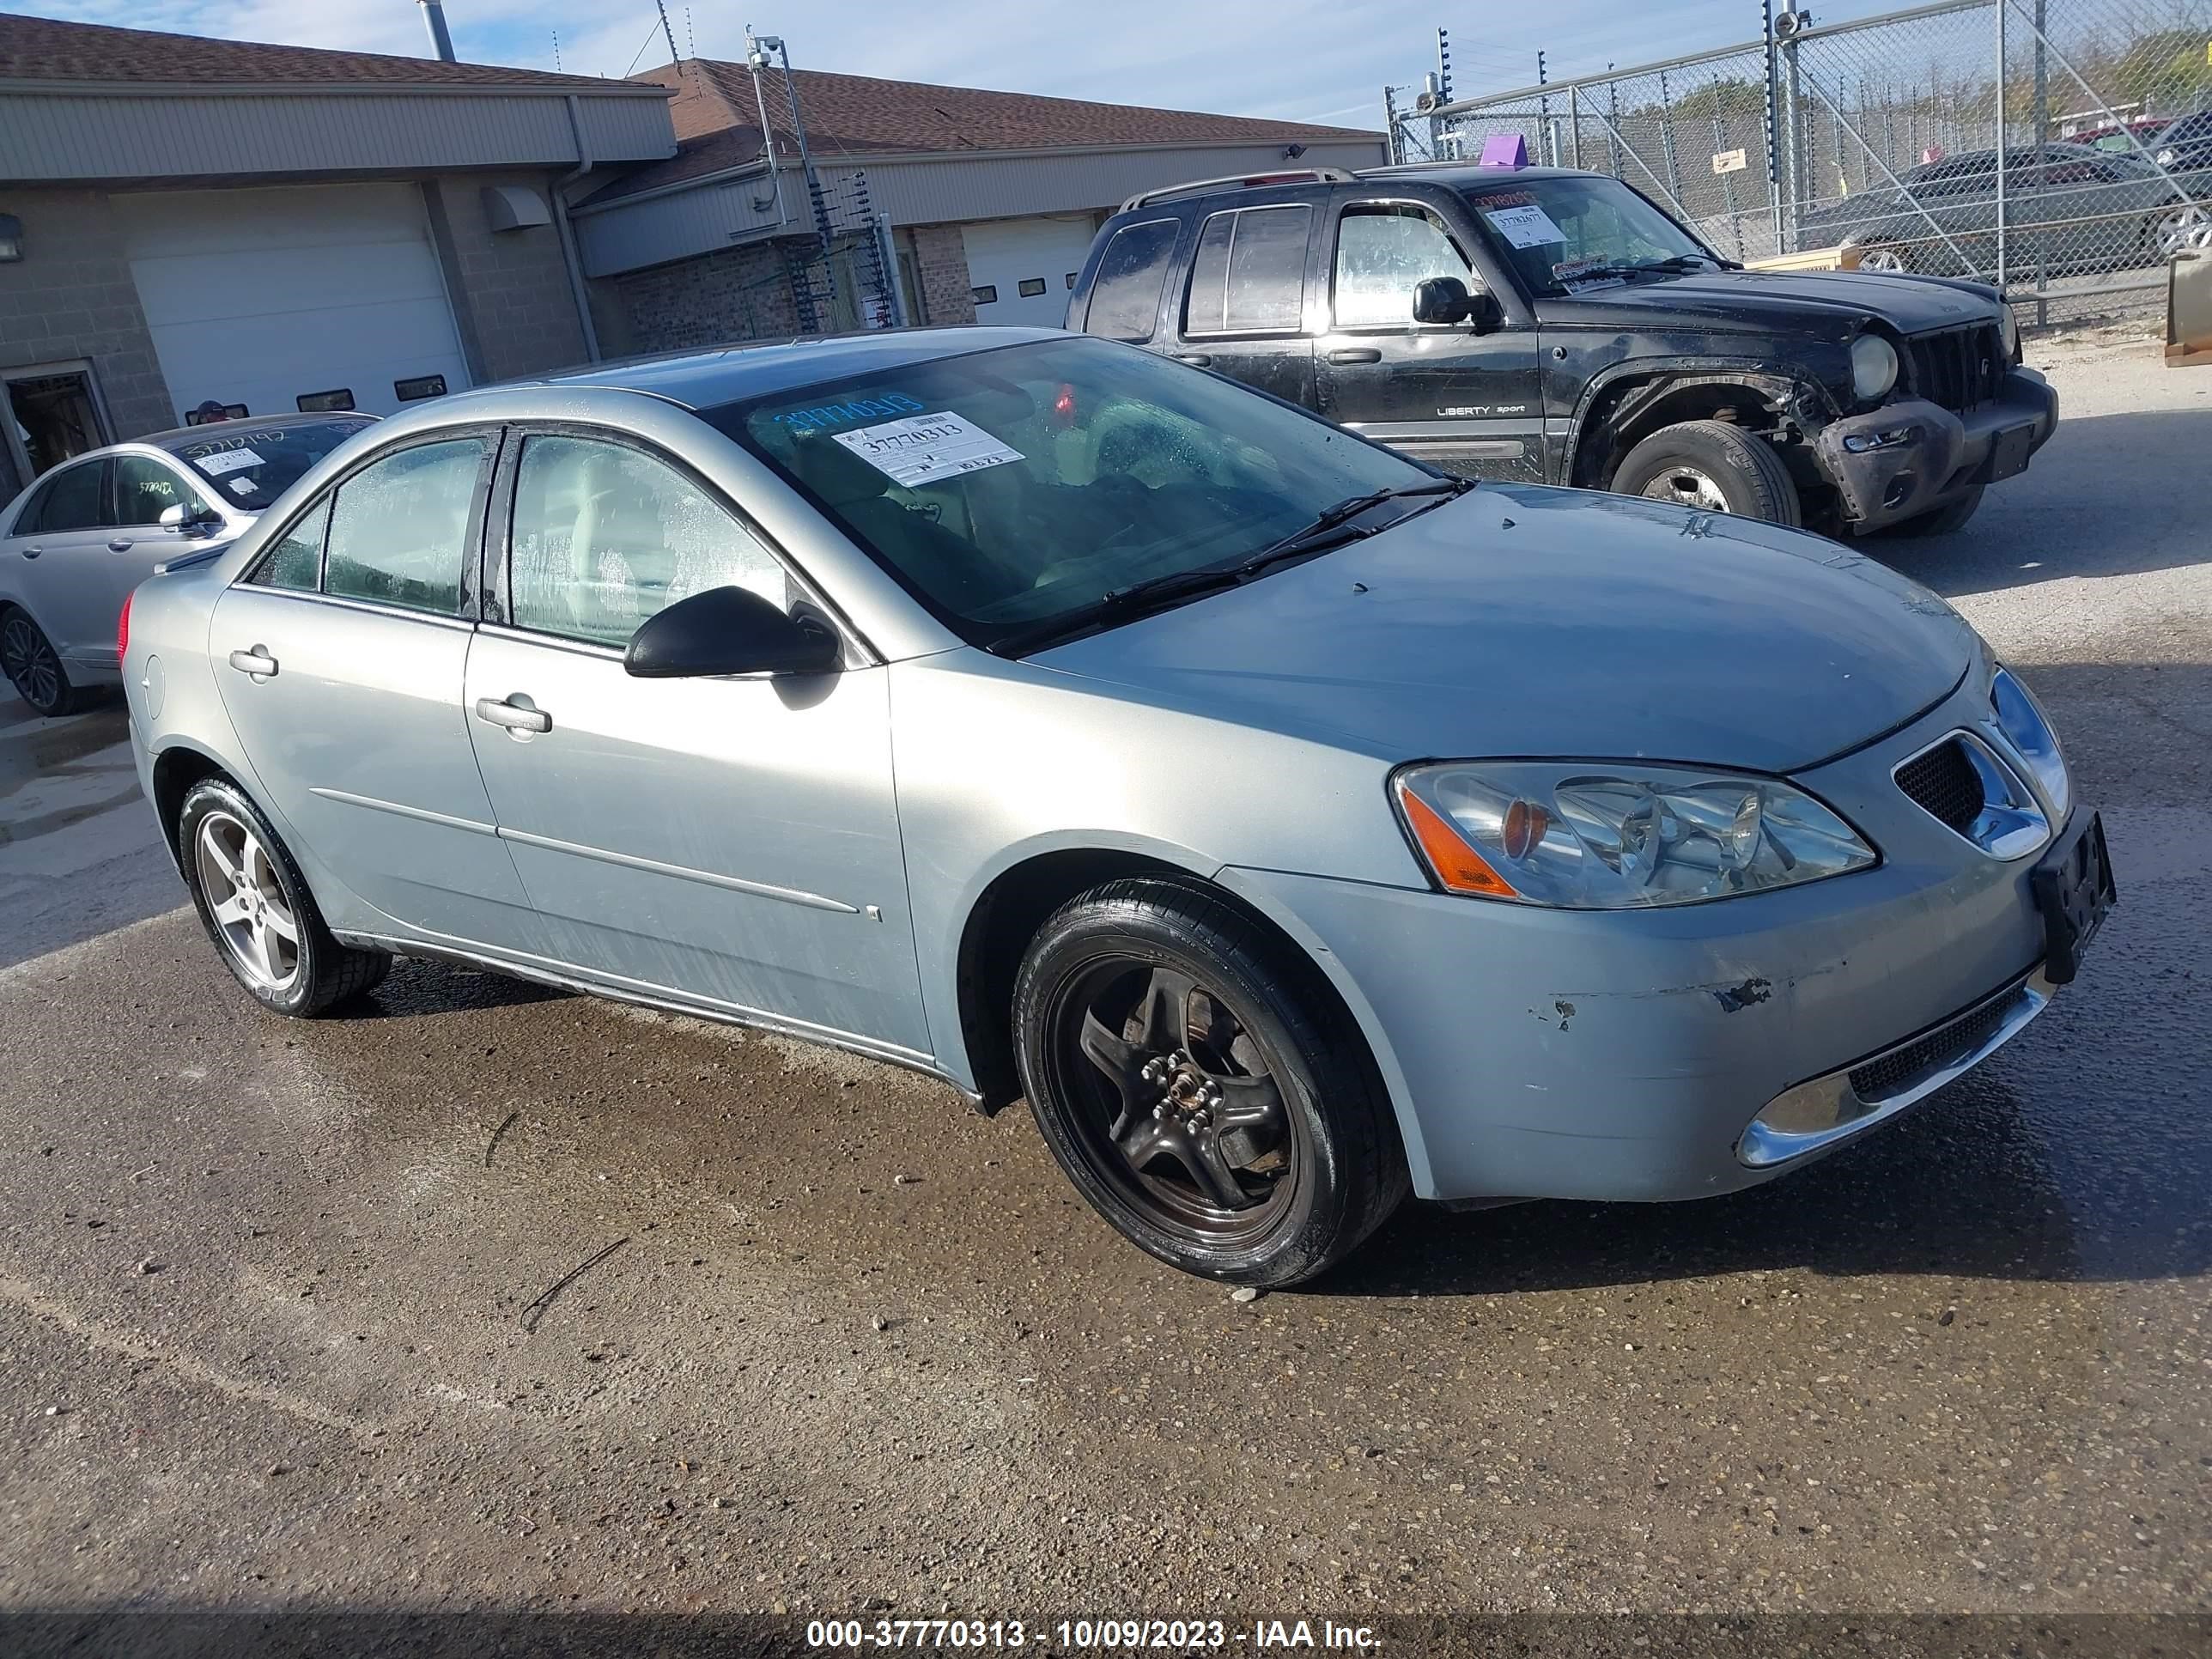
<box><xmin>160</xmin><ymin>501</ymin><xmax>223</xmax><ymax>538</ymax></box>
<box><xmin>1412</xmin><ymin>276</ymin><xmax>1474</xmax><ymax>325</ymax></box>
<box><xmin>623</xmin><ymin>585</ymin><xmax>842</xmax><ymax>679</ymax></box>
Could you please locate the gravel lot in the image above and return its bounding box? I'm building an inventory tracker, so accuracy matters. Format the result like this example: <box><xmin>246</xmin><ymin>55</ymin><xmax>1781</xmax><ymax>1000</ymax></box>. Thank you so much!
<box><xmin>1</xmin><ymin>333</ymin><xmax>2206</xmax><ymax>1656</ymax></box>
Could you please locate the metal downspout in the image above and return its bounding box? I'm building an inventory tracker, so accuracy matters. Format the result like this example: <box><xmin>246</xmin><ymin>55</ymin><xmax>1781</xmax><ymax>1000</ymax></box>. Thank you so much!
<box><xmin>556</xmin><ymin>94</ymin><xmax>604</xmax><ymax>363</ymax></box>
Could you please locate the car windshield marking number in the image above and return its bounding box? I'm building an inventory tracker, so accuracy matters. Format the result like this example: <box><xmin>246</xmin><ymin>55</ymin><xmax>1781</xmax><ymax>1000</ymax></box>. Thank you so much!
<box><xmin>832</xmin><ymin>411</ymin><xmax>1024</xmax><ymax>489</ymax></box>
<box><xmin>1483</xmin><ymin>204</ymin><xmax>1568</xmax><ymax>249</ymax></box>
<box><xmin>192</xmin><ymin>447</ymin><xmax>264</xmax><ymax>476</ymax></box>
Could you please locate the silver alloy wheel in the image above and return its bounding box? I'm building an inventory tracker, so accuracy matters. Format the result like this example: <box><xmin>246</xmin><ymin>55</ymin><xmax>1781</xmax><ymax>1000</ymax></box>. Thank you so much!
<box><xmin>196</xmin><ymin>811</ymin><xmax>301</xmax><ymax>992</ymax></box>
<box><xmin>2</xmin><ymin>614</ymin><xmax>61</xmax><ymax>712</ymax></box>
<box><xmin>2154</xmin><ymin>204</ymin><xmax>2212</xmax><ymax>258</ymax></box>
<box><xmin>1639</xmin><ymin>466</ymin><xmax>1732</xmax><ymax>512</ymax></box>
<box><xmin>1856</xmin><ymin>246</ymin><xmax>1909</xmax><ymax>273</ymax></box>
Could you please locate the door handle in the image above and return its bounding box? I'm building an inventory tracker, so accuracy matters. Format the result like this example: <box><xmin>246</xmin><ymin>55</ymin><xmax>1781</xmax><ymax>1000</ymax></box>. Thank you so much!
<box><xmin>474</xmin><ymin>696</ymin><xmax>551</xmax><ymax>734</ymax></box>
<box><xmin>20</xmin><ymin>546</ymin><xmax>40</xmax><ymax>559</ymax></box>
<box><xmin>1327</xmin><ymin>347</ymin><xmax>1384</xmax><ymax>364</ymax></box>
<box><xmin>1173</xmin><ymin>352</ymin><xmax>1213</xmax><ymax>367</ymax></box>
<box><xmin>107</xmin><ymin>538</ymin><xmax>134</xmax><ymax>553</ymax></box>
<box><xmin>227</xmin><ymin>647</ymin><xmax>278</xmax><ymax>678</ymax></box>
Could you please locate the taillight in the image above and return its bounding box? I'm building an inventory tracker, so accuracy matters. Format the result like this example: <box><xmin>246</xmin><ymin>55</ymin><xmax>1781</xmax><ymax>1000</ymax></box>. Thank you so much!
<box><xmin>2043</xmin><ymin>163</ymin><xmax>2097</xmax><ymax>184</ymax></box>
<box><xmin>118</xmin><ymin>589</ymin><xmax>133</xmax><ymax>663</ymax></box>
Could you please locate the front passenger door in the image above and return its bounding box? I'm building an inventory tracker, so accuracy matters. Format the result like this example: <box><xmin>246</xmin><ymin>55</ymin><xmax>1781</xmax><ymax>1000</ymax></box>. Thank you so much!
<box><xmin>464</xmin><ymin>430</ymin><xmax>930</xmax><ymax>1060</ymax></box>
<box><xmin>1316</xmin><ymin>198</ymin><xmax>1545</xmax><ymax>481</ymax></box>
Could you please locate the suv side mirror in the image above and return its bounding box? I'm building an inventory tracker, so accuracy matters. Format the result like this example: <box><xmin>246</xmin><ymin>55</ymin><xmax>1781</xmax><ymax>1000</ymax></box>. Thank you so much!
<box><xmin>624</xmin><ymin>584</ymin><xmax>842</xmax><ymax>679</ymax></box>
<box><xmin>1413</xmin><ymin>276</ymin><xmax>1502</xmax><ymax>329</ymax></box>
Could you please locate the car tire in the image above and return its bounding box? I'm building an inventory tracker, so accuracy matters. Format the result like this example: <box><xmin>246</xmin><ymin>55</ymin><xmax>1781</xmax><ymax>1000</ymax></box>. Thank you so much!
<box><xmin>1613</xmin><ymin>420</ymin><xmax>1803</xmax><ymax>527</ymax></box>
<box><xmin>1881</xmin><ymin>485</ymin><xmax>1984</xmax><ymax>538</ymax></box>
<box><xmin>1852</xmin><ymin>243</ymin><xmax>1912</xmax><ymax>274</ymax></box>
<box><xmin>177</xmin><ymin>775</ymin><xmax>392</xmax><ymax>1018</ymax></box>
<box><xmin>1012</xmin><ymin>877</ymin><xmax>1407</xmax><ymax>1287</ymax></box>
<box><xmin>0</xmin><ymin>607</ymin><xmax>95</xmax><ymax>717</ymax></box>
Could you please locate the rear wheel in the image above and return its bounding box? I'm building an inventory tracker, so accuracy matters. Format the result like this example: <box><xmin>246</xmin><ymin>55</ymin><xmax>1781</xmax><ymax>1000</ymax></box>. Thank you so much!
<box><xmin>1613</xmin><ymin>419</ymin><xmax>1802</xmax><ymax>527</ymax></box>
<box><xmin>2150</xmin><ymin>204</ymin><xmax>2212</xmax><ymax>260</ymax></box>
<box><xmin>178</xmin><ymin>775</ymin><xmax>391</xmax><ymax>1017</ymax></box>
<box><xmin>1012</xmin><ymin>878</ymin><xmax>1407</xmax><ymax>1287</ymax></box>
<box><xmin>1</xmin><ymin>609</ymin><xmax>93</xmax><ymax>717</ymax></box>
<box><xmin>1853</xmin><ymin>243</ymin><xmax>1912</xmax><ymax>274</ymax></box>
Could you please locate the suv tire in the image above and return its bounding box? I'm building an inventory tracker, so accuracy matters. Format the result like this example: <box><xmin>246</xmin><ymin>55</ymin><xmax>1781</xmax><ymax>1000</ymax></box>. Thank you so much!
<box><xmin>1012</xmin><ymin>878</ymin><xmax>1407</xmax><ymax>1287</ymax></box>
<box><xmin>178</xmin><ymin>775</ymin><xmax>392</xmax><ymax>1018</ymax></box>
<box><xmin>1613</xmin><ymin>420</ymin><xmax>1803</xmax><ymax>526</ymax></box>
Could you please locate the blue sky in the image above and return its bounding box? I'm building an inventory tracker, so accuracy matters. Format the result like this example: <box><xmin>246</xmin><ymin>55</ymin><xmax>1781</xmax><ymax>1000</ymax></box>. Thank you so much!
<box><xmin>24</xmin><ymin>1</ymin><xmax>1899</xmax><ymax>128</ymax></box>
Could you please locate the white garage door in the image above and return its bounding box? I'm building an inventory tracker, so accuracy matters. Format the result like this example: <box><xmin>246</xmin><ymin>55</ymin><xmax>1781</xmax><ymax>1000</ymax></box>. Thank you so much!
<box><xmin>113</xmin><ymin>184</ymin><xmax>472</xmax><ymax>427</ymax></box>
<box><xmin>960</xmin><ymin>216</ymin><xmax>1102</xmax><ymax>328</ymax></box>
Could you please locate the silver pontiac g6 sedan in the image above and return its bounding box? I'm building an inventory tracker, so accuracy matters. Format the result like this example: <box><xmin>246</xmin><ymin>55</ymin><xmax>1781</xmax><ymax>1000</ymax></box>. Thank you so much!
<box><xmin>121</xmin><ymin>327</ymin><xmax>2112</xmax><ymax>1285</ymax></box>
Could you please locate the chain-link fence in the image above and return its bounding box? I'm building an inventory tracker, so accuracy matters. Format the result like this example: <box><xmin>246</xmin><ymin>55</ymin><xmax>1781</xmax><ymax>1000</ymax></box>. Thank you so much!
<box><xmin>1397</xmin><ymin>0</ymin><xmax>2212</xmax><ymax>320</ymax></box>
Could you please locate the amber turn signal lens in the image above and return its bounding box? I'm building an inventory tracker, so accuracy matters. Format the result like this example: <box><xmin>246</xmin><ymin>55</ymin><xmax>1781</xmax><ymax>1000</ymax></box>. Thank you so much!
<box><xmin>1398</xmin><ymin>785</ymin><xmax>1520</xmax><ymax>899</ymax></box>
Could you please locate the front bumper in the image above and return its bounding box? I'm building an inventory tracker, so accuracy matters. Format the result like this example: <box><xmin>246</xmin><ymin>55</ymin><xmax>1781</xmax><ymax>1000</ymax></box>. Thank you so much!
<box><xmin>1813</xmin><ymin>366</ymin><xmax>2057</xmax><ymax>531</ymax></box>
<box><xmin>1219</xmin><ymin>679</ymin><xmax>2066</xmax><ymax>1205</ymax></box>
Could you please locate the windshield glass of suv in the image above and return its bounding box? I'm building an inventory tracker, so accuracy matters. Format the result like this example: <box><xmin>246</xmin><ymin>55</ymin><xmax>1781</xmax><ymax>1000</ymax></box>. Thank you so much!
<box><xmin>1458</xmin><ymin>175</ymin><xmax>1716</xmax><ymax>296</ymax></box>
<box><xmin>708</xmin><ymin>337</ymin><xmax>1432</xmax><ymax>649</ymax></box>
<box><xmin>161</xmin><ymin>416</ymin><xmax>374</xmax><ymax>513</ymax></box>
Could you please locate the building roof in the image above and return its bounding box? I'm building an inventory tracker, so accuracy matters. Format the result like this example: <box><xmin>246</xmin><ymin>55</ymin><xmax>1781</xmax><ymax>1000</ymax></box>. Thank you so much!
<box><xmin>592</xmin><ymin>57</ymin><xmax>1382</xmax><ymax>201</ymax></box>
<box><xmin>0</xmin><ymin>10</ymin><xmax>647</xmax><ymax>93</ymax></box>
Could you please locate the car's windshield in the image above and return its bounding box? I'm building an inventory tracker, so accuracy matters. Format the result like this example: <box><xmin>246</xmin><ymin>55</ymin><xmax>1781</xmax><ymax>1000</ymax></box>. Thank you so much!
<box><xmin>160</xmin><ymin>417</ymin><xmax>373</xmax><ymax>514</ymax></box>
<box><xmin>1456</xmin><ymin>175</ymin><xmax>1717</xmax><ymax>296</ymax></box>
<box><xmin>706</xmin><ymin>337</ymin><xmax>1435</xmax><ymax>651</ymax></box>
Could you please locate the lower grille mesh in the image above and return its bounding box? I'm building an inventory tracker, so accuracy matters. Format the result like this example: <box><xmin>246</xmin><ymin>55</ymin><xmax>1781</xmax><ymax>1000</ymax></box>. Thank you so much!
<box><xmin>1895</xmin><ymin>739</ymin><xmax>1984</xmax><ymax>832</ymax></box>
<box><xmin>1849</xmin><ymin>994</ymin><xmax>2012</xmax><ymax>1102</ymax></box>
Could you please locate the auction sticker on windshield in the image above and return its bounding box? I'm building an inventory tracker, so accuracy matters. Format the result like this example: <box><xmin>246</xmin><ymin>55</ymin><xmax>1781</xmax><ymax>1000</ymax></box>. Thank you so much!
<box><xmin>834</xmin><ymin>411</ymin><xmax>1024</xmax><ymax>489</ymax></box>
<box><xmin>192</xmin><ymin>447</ymin><xmax>264</xmax><ymax>477</ymax></box>
<box><xmin>1482</xmin><ymin>203</ymin><xmax>1568</xmax><ymax>249</ymax></box>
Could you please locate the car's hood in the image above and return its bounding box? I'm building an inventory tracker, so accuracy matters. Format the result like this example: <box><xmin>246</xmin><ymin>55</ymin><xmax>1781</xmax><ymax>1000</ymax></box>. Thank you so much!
<box><xmin>1538</xmin><ymin>269</ymin><xmax>2002</xmax><ymax>335</ymax></box>
<box><xmin>1032</xmin><ymin>483</ymin><xmax>1976</xmax><ymax>775</ymax></box>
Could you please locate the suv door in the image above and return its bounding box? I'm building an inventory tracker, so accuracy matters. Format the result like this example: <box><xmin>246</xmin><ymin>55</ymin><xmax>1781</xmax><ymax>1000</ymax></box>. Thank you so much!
<box><xmin>210</xmin><ymin>430</ymin><xmax>540</xmax><ymax>950</ymax></box>
<box><xmin>463</xmin><ymin>428</ymin><xmax>929</xmax><ymax>1059</ymax></box>
<box><xmin>9</xmin><ymin>457</ymin><xmax>118</xmax><ymax>665</ymax></box>
<box><xmin>1164</xmin><ymin>198</ymin><xmax>1319</xmax><ymax>408</ymax></box>
<box><xmin>1316</xmin><ymin>191</ymin><xmax>1545</xmax><ymax>482</ymax></box>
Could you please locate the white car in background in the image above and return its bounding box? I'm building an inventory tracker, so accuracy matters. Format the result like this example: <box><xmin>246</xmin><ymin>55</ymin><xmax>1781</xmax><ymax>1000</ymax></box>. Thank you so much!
<box><xmin>1</xmin><ymin>412</ymin><xmax>373</xmax><ymax>714</ymax></box>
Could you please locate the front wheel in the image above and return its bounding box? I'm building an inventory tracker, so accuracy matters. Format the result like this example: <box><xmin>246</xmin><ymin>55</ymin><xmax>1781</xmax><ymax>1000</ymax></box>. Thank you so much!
<box><xmin>1012</xmin><ymin>878</ymin><xmax>1407</xmax><ymax>1287</ymax></box>
<box><xmin>2150</xmin><ymin>203</ymin><xmax>2212</xmax><ymax>261</ymax></box>
<box><xmin>178</xmin><ymin>775</ymin><xmax>392</xmax><ymax>1017</ymax></box>
<box><xmin>1612</xmin><ymin>419</ymin><xmax>1802</xmax><ymax>527</ymax></box>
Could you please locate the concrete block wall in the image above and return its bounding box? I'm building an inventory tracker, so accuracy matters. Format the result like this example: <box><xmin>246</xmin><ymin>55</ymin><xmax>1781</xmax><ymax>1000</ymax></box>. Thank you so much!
<box><xmin>422</xmin><ymin>173</ymin><xmax>590</xmax><ymax>385</ymax></box>
<box><xmin>0</xmin><ymin>188</ymin><xmax>174</xmax><ymax>499</ymax></box>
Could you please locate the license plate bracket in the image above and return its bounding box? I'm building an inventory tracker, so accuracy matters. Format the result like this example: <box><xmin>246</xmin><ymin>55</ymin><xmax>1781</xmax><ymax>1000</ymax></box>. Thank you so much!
<box><xmin>2031</xmin><ymin>810</ymin><xmax>2115</xmax><ymax>985</ymax></box>
<box><xmin>1986</xmin><ymin>421</ymin><xmax>2036</xmax><ymax>483</ymax></box>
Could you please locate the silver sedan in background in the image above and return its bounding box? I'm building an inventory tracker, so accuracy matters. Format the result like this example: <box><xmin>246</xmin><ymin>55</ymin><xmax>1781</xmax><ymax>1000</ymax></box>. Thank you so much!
<box><xmin>119</xmin><ymin>328</ymin><xmax>2111</xmax><ymax>1285</ymax></box>
<box><xmin>1</xmin><ymin>413</ymin><xmax>372</xmax><ymax>714</ymax></box>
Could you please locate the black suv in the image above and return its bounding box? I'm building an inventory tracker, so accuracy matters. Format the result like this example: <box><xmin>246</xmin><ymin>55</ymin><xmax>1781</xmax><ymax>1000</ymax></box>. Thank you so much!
<box><xmin>1066</xmin><ymin>163</ymin><xmax>2058</xmax><ymax>537</ymax></box>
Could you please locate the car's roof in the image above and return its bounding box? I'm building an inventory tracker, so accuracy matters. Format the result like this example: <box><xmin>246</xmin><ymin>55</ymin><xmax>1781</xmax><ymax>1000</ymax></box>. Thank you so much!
<box><xmin>1350</xmin><ymin>162</ymin><xmax>1608</xmax><ymax>187</ymax></box>
<box><xmin>494</xmin><ymin>326</ymin><xmax>1070</xmax><ymax>410</ymax></box>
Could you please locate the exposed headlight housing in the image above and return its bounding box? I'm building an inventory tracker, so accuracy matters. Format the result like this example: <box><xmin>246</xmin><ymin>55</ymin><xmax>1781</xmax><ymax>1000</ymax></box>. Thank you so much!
<box><xmin>1850</xmin><ymin>332</ymin><xmax>1899</xmax><ymax>403</ymax></box>
<box><xmin>1393</xmin><ymin>762</ymin><xmax>1878</xmax><ymax>909</ymax></box>
<box><xmin>1996</xmin><ymin>305</ymin><xmax>2020</xmax><ymax>362</ymax></box>
<box><xmin>1990</xmin><ymin>666</ymin><xmax>2069</xmax><ymax>819</ymax></box>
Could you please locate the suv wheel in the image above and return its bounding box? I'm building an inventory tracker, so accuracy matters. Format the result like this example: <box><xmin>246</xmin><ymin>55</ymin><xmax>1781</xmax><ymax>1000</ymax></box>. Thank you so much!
<box><xmin>178</xmin><ymin>775</ymin><xmax>392</xmax><ymax>1017</ymax></box>
<box><xmin>1012</xmin><ymin>878</ymin><xmax>1407</xmax><ymax>1287</ymax></box>
<box><xmin>1</xmin><ymin>609</ymin><xmax>93</xmax><ymax>717</ymax></box>
<box><xmin>1613</xmin><ymin>420</ymin><xmax>1802</xmax><ymax>527</ymax></box>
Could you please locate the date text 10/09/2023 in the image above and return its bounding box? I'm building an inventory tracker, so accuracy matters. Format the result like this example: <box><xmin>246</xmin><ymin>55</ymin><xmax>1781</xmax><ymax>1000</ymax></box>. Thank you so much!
<box><xmin>805</xmin><ymin>1619</ymin><xmax>1382</xmax><ymax>1650</ymax></box>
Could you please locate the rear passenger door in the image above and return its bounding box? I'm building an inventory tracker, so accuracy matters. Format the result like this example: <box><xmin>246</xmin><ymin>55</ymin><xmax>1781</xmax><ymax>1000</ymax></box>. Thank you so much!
<box><xmin>9</xmin><ymin>458</ymin><xmax>118</xmax><ymax>665</ymax></box>
<box><xmin>1164</xmin><ymin>198</ymin><xmax>1319</xmax><ymax>410</ymax></box>
<box><xmin>1316</xmin><ymin>192</ymin><xmax>1546</xmax><ymax>482</ymax></box>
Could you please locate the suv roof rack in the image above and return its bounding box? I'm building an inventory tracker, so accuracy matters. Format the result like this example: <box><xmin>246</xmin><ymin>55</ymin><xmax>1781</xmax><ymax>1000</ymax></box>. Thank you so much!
<box><xmin>1120</xmin><ymin>167</ymin><xmax>1358</xmax><ymax>214</ymax></box>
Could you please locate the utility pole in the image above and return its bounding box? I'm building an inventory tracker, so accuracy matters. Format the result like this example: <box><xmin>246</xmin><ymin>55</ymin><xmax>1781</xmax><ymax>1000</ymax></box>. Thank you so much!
<box><xmin>1537</xmin><ymin>51</ymin><xmax>1551</xmax><ymax>167</ymax></box>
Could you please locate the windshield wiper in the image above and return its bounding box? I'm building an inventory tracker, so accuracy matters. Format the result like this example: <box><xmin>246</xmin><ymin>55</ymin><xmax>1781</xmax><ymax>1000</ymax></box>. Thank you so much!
<box><xmin>1561</xmin><ymin>253</ymin><xmax>1723</xmax><ymax>283</ymax></box>
<box><xmin>990</xmin><ymin>478</ymin><xmax>1469</xmax><ymax>657</ymax></box>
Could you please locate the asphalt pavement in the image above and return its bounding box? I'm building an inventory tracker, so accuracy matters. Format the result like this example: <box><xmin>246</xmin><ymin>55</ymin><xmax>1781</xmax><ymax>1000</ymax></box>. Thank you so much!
<box><xmin>1</xmin><ymin>332</ymin><xmax>2206</xmax><ymax>1656</ymax></box>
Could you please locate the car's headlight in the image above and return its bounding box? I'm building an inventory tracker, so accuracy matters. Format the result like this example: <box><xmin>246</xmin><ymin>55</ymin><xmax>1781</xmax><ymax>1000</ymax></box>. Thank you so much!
<box><xmin>1996</xmin><ymin>305</ymin><xmax>2019</xmax><ymax>362</ymax></box>
<box><xmin>1393</xmin><ymin>762</ymin><xmax>1877</xmax><ymax>908</ymax></box>
<box><xmin>1850</xmin><ymin>332</ymin><xmax>1899</xmax><ymax>403</ymax></box>
<box><xmin>1990</xmin><ymin>666</ymin><xmax>2069</xmax><ymax>819</ymax></box>
<box><xmin>2156</xmin><ymin>147</ymin><xmax>2177</xmax><ymax>166</ymax></box>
